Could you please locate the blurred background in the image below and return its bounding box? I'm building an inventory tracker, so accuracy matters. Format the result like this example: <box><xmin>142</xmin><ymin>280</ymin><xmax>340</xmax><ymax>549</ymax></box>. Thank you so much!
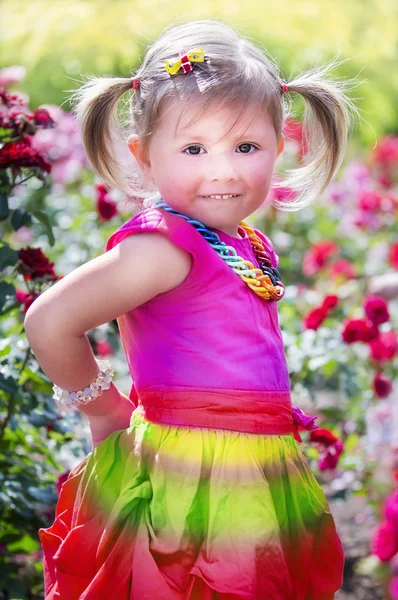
<box><xmin>2</xmin><ymin>0</ymin><xmax>398</xmax><ymax>142</ymax></box>
<box><xmin>0</xmin><ymin>1</ymin><xmax>397</xmax><ymax>599</ymax></box>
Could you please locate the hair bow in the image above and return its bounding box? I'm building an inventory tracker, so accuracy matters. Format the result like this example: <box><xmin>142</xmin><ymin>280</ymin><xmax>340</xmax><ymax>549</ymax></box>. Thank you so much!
<box><xmin>165</xmin><ymin>48</ymin><xmax>208</xmax><ymax>75</ymax></box>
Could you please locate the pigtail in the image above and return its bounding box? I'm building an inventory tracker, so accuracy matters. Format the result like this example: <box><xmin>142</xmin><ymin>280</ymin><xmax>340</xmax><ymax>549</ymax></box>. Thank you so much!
<box><xmin>273</xmin><ymin>56</ymin><xmax>363</xmax><ymax>211</ymax></box>
<box><xmin>69</xmin><ymin>76</ymin><xmax>135</xmax><ymax>192</ymax></box>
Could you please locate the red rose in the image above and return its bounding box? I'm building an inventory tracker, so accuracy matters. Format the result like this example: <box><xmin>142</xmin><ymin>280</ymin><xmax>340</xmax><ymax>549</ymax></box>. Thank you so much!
<box><xmin>318</xmin><ymin>439</ymin><xmax>344</xmax><ymax>471</ymax></box>
<box><xmin>95</xmin><ymin>182</ymin><xmax>118</xmax><ymax>221</ymax></box>
<box><xmin>309</xmin><ymin>428</ymin><xmax>343</xmax><ymax>471</ymax></box>
<box><xmin>309</xmin><ymin>427</ymin><xmax>339</xmax><ymax>447</ymax></box>
<box><xmin>342</xmin><ymin>318</ymin><xmax>379</xmax><ymax>344</ymax></box>
<box><xmin>328</xmin><ymin>259</ymin><xmax>357</xmax><ymax>281</ymax></box>
<box><xmin>303</xmin><ymin>241</ymin><xmax>339</xmax><ymax>277</ymax></box>
<box><xmin>96</xmin><ymin>340</ymin><xmax>113</xmax><ymax>356</ymax></box>
<box><xmin>0</xmin><ymin>86</ymin><xmax>28</xmax><ymax>109</ymax></box>
<box><xmin>369</xmin><ymin>331</ymin><xmax>398</xmax><ymax>362</ymax></box>
<box><xmin>33</xmin><ymin>108</ymin><xmax>55</xmax><ymax>129</ymax></box>
<box><xmin>23</xmin><ymin>292</ymin><xmax>39</xmax><ymax>313</ymax></box>
<box><xmin>95</xmin><ymin>183</ymin><xmax>109</xmax><ymax>198</ymax></box>
<box><xmin>389</xmin><ymin>242</ymin><xmax>398</xmax><ymax>270</ymax></box>
<box><xmin>97</xmin><ymin>196</ymin><xmax>118</xmax><ymax>220</ymax></box>
<box><xmin>364</xmin><ymin>295</ymin><xmax>390</xmax><ymax>326</ymax></box>
<box><xmin>373</xmin><ymin>372</ymin><xmax>393</xmax><ymax>398</ymax></box>
<box><xmin>321</xmin><ymin>294</ymin><xmax>339</xmax><ymax>311</ymax></box>
<box><xmin>0</xmin><ymin>137</ymin><xmax>51</xmax><ymax>173</ymax></box>
<box><xmin>16</xmin><ymin>289</ymin><xmax>40</xmax><ymax>313</ymax></box>
<box><xmin>303</xmin><ymin>306</ymin><xmax>328</xmax><ymax>330</ymax></box>
<box><xmin>18</xmin><ymin>247</ymin><xmax>57</xmax><ymax>280</ymax></box>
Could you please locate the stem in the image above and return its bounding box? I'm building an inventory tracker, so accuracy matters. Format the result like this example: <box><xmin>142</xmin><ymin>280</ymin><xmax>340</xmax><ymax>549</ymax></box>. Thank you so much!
<box><xmin>0</xmin><ymin>345</ymin><xmax>32</xmax><ymax>440</ymax></box>
<box><xmin>11</xmin><ymin>173</ymin><xmax>35</xmax><ymax>188</ymax></box>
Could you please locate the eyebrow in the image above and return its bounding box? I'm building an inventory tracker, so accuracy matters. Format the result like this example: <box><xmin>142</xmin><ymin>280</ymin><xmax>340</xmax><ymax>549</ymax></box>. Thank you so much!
<box><xmin>176</xmin><ymin>130</ymin><xmax>263</xmax><ymax>142</ymax></box>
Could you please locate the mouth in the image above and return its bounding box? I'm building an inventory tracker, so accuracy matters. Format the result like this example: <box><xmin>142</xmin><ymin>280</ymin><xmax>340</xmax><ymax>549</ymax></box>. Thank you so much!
<box><xmin>202</xmin><ymin>194</ymin><xmax>240</xmax><ymax>200</ymax></box>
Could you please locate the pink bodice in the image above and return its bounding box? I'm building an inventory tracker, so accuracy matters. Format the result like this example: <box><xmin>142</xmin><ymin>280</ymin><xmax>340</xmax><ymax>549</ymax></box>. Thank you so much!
<box><xmin>105</xmin><ymin>207</ymin><xmax>298</xmax><ymax>436</ymax></box>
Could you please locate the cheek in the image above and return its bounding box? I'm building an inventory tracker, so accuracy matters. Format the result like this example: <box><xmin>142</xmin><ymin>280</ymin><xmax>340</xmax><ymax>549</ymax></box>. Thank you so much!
<box><xmin>151</xmin><ymin>156</ymin><xmax>199</xmax><ymax>199</ymax></box>
<box><xmin>248</xmin><ymin>155</ymin><xmax>274</xmax><ymax>190</ymax></box>
<box><xmin>165</xmin><ymin>159</ymin><xmax>200</xmax><ymax>190</ymax></box>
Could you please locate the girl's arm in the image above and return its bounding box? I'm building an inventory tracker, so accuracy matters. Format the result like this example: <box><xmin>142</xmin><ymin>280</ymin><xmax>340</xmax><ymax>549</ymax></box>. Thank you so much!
<box><xmin>24</xmin><ymin>231</ymin><xmax>192</xmax><ymax>446</ymax></box>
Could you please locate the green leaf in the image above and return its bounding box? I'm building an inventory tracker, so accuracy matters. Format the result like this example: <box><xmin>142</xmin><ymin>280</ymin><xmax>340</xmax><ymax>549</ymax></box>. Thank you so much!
<box><xmin>7</xmin><ymin>533</ymin><xmax>39</xmax><ymax>553</ymax></box>
<box><xmin>27</xmin><ymin>485</ymin><xmax>56</xmax><ymax>505</ymax></box>
<box><xmin>0</xmin><ymin>169</ymin><xmax>10</xmax><ymax>189</ymax></box>
<box><xmin>321</xmin><ymin>359</ymin><xmax>338</xmax><ymax>377</ymax></box>
<box><xmin>0</xmin><ymin>281</ymin><xmax>17</xmax><ymax>313</ymax></box>
<box><xmin>0</xmin><ymin>532</ymin><xmax>21</xmax><ymax>545</ymax></box>
<box><xmin>31</xmin><ymin>209</ymin><xmax>55</xmax><ymax>246</ymax></box>
<box><xmin>5</xmin><ymin>577</ymin><xmax>27</xmax><ymax>597</ymax></box>
<box><xmin>0</xmin><ymin>339</ymin><xmax>12</xmax><ymax>358</ymax></box>
<box><xmin>10</xmin><ymin>209</ymin><xmax>32</xmax><ymax>231</ymax></box>
<box><xmin>0</xmin><ymin>192</ymin><xmax>9</xmax><ymax>220</ymax></box>
<box><xmin>28</xmin><ymin>412</ymin><xmax>52</xmax><ymax>427</ymax></box>
<box><xmin>0</xmin><ymin>371</ymin><xmax>19</xmax><ymax>395</ymax></box>
<box><xmin>0</xmin><ymin>126</ymin><xmax>13</xmax><ymax>139</ymax></box>
<box><xmin>0</xmin><ymin>246</ymin><xmax>19</xmax><ymax>271</ymax></box>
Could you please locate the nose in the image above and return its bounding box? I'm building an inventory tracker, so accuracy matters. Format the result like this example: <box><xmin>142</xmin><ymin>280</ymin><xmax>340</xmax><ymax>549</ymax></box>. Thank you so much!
<box><xmin>207</xmin><ymin>152</ymin><xmax>238</xmax><ymax>182</ymax></box>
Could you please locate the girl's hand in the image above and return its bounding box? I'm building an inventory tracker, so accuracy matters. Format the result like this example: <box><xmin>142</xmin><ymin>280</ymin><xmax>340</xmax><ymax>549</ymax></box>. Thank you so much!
<box><xmin>88</xmin><ymin>390</ymin><xmax>135</xmax><ymax>448</ymax></box>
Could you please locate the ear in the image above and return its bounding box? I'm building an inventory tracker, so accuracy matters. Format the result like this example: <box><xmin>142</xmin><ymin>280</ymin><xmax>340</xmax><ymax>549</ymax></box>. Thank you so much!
<box><xmin>128</xmin><ymin>135</ymin><xmax>153</xmax><ymax>181</ymax></box>
<box><xmin>277</xmin><ymin>134</ymin><xmax>285</xmax><ymax>157</ymax></box>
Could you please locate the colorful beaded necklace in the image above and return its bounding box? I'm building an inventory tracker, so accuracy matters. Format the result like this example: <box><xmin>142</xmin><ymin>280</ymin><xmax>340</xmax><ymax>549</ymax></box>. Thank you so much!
<box><xmin>153</xmin><ymin>199</ymin><xmax>285</xmax><ymax>302</ymax></box>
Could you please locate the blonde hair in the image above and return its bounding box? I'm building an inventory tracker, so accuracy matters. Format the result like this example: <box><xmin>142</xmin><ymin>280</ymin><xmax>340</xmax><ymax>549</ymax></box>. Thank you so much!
<box><xmin>70</xmin><ymin>18</ymin><xmax>362</xmax><ymax>212</ymax></box>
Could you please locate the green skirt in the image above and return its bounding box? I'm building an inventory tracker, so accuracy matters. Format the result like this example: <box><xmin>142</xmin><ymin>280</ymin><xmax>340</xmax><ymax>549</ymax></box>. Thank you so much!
<box><xmin>39</xmin><ymin>409</ymin><xmax>344</xmax><ymax>599</ymax></box>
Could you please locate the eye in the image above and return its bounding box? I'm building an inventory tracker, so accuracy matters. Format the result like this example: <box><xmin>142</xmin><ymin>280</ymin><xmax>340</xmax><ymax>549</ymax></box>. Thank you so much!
<box><xmin>237</xmin><ymin>143</ymin><xmax>257</xmax><ymax>153</ymax></box>
<box><xmin>184</xmin><ymin>145</ymin><xmax>204</xmax><ymax>155</ymax></box>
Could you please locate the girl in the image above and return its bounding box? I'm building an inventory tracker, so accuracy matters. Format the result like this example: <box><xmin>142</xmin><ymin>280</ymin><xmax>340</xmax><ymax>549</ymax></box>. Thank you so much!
<box><xmin>25</xmin><ymin>18</ymin><xmax>359</xmax><ymax>600</ymax></box>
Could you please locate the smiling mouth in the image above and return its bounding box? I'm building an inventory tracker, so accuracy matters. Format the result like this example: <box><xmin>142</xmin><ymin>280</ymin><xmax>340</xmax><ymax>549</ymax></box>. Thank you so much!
<box><xmin>202</xmin><ymin>194</ymin><xmax>240</xmax><ymax>199</ymax></box>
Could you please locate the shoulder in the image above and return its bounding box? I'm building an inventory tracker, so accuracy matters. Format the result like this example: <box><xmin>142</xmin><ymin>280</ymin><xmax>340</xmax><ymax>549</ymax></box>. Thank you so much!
<box><xmin>105</xmin><ymin>207</ymin><xmax>193</xmax><ymax>294</ymax></box>
<box><xmin>252</xmin><ymin>227</ymin><xmax>279</xmax><ymax>269</ymax></box>
<box><xmin>105</xmin><ymin>207</ymin><xmax>198</xmax><ymax>252</ymax></box>
<box><xmin>105</xmin><ymin>207</ymin><xmax>165</xmax><ymax>252</ymax></box>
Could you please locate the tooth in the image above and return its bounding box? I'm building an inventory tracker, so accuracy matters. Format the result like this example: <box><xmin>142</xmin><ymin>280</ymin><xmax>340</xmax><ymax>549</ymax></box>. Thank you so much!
<box><xmin>207</xmin><ymin>194</ymin><xmax>236</xmax><ymax>199</ymax></box>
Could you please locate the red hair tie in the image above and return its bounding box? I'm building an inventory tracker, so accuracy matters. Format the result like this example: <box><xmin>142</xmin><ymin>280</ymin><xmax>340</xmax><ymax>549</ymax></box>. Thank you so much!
<box><xmin>280</xmin><ymin>82</ymin><xmax>289</xmax><ymax>94</ymax></box>
<box><xmin>131</xmin><ymin>77</ymin><xmax>139</xmax><ymax>90</ymax></box>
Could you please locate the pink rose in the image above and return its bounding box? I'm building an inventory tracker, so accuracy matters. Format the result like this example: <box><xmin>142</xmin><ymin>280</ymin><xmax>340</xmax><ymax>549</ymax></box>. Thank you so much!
<box><xmin>384</xmin><ymin>489</ymin><xmax>398</xmax><ymax>529</ymax></box>
<box><xmin>371</xmin><ymin>520</ymin><xmax>398</xmax><ymax>562</ymax></box>
<box><xmin>389</xmin><ymin>242</ymin><xmax>398</xmax><ymax>270</ymax></box>
<box><xmin>369</xmin><ymin>331</ymin><xmax>398</xmax><ymax>362</ymax></box>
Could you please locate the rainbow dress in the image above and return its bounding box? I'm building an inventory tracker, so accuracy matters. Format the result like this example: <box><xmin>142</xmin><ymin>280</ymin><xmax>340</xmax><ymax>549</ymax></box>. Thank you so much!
<box><xmin>39</xmin><ymin>207</ymin><xmax>344</xmax><ymax>599</ymax></box>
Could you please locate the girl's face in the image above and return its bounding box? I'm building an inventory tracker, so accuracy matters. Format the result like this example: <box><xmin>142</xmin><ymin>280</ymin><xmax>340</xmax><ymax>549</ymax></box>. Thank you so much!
<box><xmin>129</xmin><ymin>97</ymin><xmax>284</xmax><ymax>237</ymax></box>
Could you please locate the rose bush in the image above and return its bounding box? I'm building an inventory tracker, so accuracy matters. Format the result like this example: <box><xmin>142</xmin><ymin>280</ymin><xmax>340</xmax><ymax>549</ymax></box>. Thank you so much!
<box><xmin>0</xmin><ymin>70</ymin><xmax>127</xmax><ymax>598</ymax></box>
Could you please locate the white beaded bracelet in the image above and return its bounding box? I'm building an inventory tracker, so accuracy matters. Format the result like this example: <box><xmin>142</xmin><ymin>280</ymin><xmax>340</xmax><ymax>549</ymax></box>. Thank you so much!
<box><xmin>52</xmin><ymin>359</ymin><xmax>115</xmax><ymax>409</ymax></box>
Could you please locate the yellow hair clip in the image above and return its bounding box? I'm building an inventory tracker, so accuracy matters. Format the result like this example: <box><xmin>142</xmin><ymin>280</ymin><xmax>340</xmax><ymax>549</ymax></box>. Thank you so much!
<box><xmin>164</xmin><ymin>48</ymin><xmax>208</xmax><ymax>76</ymax></box>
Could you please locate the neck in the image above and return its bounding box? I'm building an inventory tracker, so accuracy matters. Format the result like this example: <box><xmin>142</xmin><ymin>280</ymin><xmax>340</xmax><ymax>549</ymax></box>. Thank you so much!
<box><xmin>213</xmin><ymin>226</ymin><xmax>243</xmax><ymax>239</ymax></box>
<box><xmin>154</xmin><ymin>199</ymin><xmax>244</xmax><ymax>239</ymax></box>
